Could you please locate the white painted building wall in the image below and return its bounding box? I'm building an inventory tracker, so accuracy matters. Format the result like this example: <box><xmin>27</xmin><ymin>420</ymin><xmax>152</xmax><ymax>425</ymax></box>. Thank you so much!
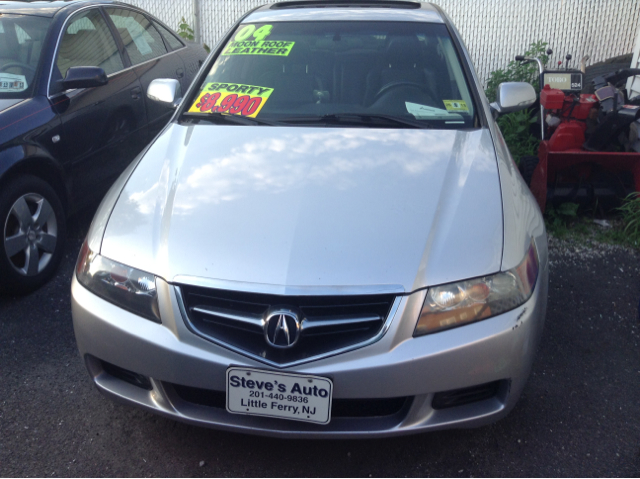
<box><xmin>122</xmin><ymin>0</ymin><xmax>640</xmax><ymax>88</ymax></box>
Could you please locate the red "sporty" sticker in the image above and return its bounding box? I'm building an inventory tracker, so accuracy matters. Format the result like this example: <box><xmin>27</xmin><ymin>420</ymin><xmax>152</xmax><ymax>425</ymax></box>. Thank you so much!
<box><xmin>189</xmin><ymin>83</ymin><xmax>273</xmax><ymax>118</ymax></box>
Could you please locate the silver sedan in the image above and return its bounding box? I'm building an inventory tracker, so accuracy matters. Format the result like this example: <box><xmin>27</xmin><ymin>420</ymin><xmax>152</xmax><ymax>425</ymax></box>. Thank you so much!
<box><xmin>72</xmin><ymin>0</ymin><xmax>547</xmax><ymax>437</ymax></box>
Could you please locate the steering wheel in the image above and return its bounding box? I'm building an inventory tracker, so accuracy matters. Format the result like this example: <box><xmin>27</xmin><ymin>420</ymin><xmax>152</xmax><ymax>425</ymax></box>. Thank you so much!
<box><xmin>374</xmin><ymin>80</ymin><xmax>435</xmax><ymax>103</ymax></box>
<box><xmin>1</xmin><ymin>62</ymin><xmax>36</xmax><ymax>75</ymax></box>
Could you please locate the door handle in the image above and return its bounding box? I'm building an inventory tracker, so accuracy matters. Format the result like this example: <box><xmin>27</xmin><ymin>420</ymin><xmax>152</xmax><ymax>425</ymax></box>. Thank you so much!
<box><xmin>131</xmin><ymin>86</ymin><xmax>142</xmax><ymax>100</ymax></box>
<box><xmin>176</xmin><ymin>68</ymin><xmax>184</xmax><ymax>79</ymax></box>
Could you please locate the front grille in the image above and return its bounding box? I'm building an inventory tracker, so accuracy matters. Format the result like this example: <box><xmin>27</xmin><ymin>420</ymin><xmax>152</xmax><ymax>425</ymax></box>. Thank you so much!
<box><xmin>178</xmin><ymin>285</ymin><xmax>397</xmax><ymax>366</ymax></box>
<box><xmin>170</xmin><ymin>383</ymin><xmax>410</xmax><ymax>418</ymax></box>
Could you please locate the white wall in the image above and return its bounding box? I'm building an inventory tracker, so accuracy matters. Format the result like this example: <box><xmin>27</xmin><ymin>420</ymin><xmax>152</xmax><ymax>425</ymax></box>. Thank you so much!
<box><xmin>123</xmin><ymin>0</ymin><xmax>640</xmax><ymax>88</ymax></box>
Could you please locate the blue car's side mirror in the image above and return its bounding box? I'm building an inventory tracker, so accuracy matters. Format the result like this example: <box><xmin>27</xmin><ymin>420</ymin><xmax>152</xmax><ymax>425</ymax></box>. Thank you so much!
<box><xmin>60</xmin><ymin>66</ymin><xmax>108</xmax><ymax>91</ymax></box>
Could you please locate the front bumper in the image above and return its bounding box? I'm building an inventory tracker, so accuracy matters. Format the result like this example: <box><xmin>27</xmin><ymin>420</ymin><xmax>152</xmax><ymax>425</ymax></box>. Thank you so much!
<box><xmin>71</xmin><ymin>268</ymin><xmax>548</xmax><ymax>438</ymax></box>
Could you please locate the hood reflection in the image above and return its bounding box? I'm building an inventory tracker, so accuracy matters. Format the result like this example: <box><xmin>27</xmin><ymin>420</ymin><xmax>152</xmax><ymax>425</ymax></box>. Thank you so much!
<box><xmin>104</xmin><ymin>124</ymin><xmax>503</xmax><ymax>291</ymax></box>
<box><xmin>128</xmin><ymin>127</ymin><xmax>494</xmax><ymax>216</ymax></box>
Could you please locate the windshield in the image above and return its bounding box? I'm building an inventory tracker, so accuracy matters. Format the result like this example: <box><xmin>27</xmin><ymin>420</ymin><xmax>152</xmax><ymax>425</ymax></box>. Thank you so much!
<box><xmin>0</xmin><ymin>14</ymin><xmax>51</xmax><ymax>99</ymax></box>
<box><xmin>184</xmin><ymin>21</ymin><xmax>478</xmax><ymax>128</ymax></box>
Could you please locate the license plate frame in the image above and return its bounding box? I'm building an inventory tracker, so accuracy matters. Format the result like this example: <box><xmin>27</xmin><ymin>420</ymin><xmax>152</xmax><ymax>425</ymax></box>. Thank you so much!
<box><xmin>226</xmin><ymin>367</ymin><xmax>333</xmax><ymax>425</ymax></box>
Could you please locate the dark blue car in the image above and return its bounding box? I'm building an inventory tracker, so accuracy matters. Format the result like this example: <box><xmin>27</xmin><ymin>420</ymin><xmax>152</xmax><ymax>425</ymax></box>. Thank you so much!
<box><xmin>0</xmin><ymin>0</ymin><xmax>207</xmax><ymax>294</ymax></box>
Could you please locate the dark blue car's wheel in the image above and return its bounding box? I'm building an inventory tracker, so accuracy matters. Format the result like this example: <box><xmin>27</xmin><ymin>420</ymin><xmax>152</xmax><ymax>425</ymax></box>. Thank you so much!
<box><xmin>0</xmin><ymin>176</ymin><xmax>66</xmax><ymax>295</ymax></box>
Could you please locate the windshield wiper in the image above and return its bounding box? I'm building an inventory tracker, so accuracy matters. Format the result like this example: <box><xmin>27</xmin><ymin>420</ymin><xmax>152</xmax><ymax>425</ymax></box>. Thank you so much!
<box><xmin>182</xmin><ymin>112</ymin><xmax>435</xmax><ymax>128</ymax></box>
<box><xmin>183</xmin><ymin>112</ymin><xmax>279</xmax><ymax>126</ymax></box>
<box><xmin>278</xmin><ymin>113</ymin><xmax>431</xmax><ymax>129</ymax></box>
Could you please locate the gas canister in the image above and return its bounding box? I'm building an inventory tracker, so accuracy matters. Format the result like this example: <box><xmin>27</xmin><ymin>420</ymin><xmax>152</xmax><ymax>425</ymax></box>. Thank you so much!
<box><xmin>540</xmin><ymin>84</ymin><xmax>565</xmax><ymax>109</ymax></box>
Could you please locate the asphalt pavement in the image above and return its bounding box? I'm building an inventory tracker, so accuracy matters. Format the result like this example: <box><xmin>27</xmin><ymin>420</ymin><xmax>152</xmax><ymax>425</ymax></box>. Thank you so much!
<box><xmin>1</xmin><ymin>209</ymin><xmax>639</xmax><ymax>477</ymax></box>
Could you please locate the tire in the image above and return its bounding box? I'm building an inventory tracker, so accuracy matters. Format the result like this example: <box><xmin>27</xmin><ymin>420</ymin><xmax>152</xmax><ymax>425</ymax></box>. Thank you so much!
<box><xmin>518</xmin><ymin>155</ymin><xmax>539</xmax><ymax>187</ymax></box>
<box><xmin>0</xmin><ymin>175</ymin><xmax>67</xmax><ymax>295</ymax></box>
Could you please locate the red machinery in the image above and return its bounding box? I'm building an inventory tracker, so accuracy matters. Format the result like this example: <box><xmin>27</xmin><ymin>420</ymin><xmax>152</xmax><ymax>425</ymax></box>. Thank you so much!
<box><xmin>515</xmin><ymin>53</ymin><xmax>640</xmax><ymax>212</ymax></box>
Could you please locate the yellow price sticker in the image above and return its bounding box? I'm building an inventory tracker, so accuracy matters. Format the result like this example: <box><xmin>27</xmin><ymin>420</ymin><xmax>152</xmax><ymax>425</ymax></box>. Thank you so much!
<box><xmin>443</xmin><ymin>100</ymin><xmax>469</xmax><ymax>112</ymax></box>
<box><xmin>189</xmin><ymin>83</ymin><xmax>274</xmax><ymax>118</ymax></box>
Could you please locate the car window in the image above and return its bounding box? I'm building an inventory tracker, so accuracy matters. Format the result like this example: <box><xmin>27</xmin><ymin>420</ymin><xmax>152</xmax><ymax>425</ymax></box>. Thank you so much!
<box><xmin>14</xmin><ymin>24</ymin><xmax>30</xmax><ymax>44</ymax></box>
<box><xmin>56</xmin><ymin>9</ymin><xmax>123</xmax><ymax>79</ymax></box>
<box><xmin>0</xmin><ymin>14</ymin><xmax>51</xmax><ymax>99</ymax></box>
<box><xmin>153</xmin><ymin>21</ymin><xmax>184</xmax><ymax>51</ymax></box>
<box><xmin>105</xmin><ymin>9</ymin><xmax>168</xmax><ymax>65</ymax></box>
<box><xmin>184</xmin><ymin>21</ymin><xmax>477</xmax><ymax>129</ymax></box>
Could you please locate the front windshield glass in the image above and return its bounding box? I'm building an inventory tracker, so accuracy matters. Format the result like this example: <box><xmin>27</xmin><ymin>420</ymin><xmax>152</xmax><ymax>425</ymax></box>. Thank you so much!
<box><xmin>185</xmin><ymin>21</ymin><xmax>478</xmax><ymax>128</ymax></box>
<box><xmin>0</xmin><ymin>14</ymin><xmax>51</xmax><ymax>99</ymax></box>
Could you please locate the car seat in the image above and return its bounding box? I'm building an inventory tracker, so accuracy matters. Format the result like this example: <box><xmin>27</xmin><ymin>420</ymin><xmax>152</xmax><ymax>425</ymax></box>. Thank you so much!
<box><xmin>0</xmin><ymin>29</ymin><xmax>15</xmax><ymax>71</ymax></box>
<box><xmin>363</xmin><ymin>36</ymin><xmax>427</xmax><ymax>106</ymax></box>
<box><xmin>255</xmin><ymin>39</ymin><xmax>323</xmax><ymax>108</ymax></box>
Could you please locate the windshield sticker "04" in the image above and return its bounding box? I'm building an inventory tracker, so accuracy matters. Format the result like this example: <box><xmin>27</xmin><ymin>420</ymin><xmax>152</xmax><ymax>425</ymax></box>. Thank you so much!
<box><xmin>189</xmin><ymin>83</ymin><xmax>273</xmax><ymax>118</ymax></box>
<box><xmin>0</xmin><ymin>73</ymin><xmax>28</xmax><ymax>92</ymax></box>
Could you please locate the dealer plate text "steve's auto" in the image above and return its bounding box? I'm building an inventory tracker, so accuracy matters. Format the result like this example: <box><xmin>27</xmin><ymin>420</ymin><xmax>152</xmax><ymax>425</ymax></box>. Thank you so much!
<box><xmin>226</xmin><ymin>367</ymin><xmax>333</xmax><ymax>424</ymax></box>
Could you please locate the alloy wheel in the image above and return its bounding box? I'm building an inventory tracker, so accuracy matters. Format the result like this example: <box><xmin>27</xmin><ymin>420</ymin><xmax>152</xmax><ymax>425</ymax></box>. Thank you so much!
<box><xmin>3</xmin><ymin>193</ymin><xmax>58</xmax><ymax>276</ymax></box>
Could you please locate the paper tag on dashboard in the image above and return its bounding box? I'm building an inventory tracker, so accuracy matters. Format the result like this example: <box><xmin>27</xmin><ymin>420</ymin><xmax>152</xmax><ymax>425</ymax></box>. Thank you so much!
<box><xmin>406</xmin><ymin>102</ymin><xmax>454</xmax><ymax>119</ymax></box>
<box><xmin>0</xmin><ymin>73</ymin><xmax>28</xmax><ymax>92</ymax></box>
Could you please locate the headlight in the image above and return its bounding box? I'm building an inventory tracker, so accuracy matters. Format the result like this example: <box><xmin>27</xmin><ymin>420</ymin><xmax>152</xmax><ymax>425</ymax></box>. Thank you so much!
<box><xmin>414</xmin><ymin>240</ymin><xmax>539</xmax><ymax>336</ymax></box>
<box><xmin>76</xmin><ymin>240</ymin><xmax>161</xmax><ymax>323</ymax></box>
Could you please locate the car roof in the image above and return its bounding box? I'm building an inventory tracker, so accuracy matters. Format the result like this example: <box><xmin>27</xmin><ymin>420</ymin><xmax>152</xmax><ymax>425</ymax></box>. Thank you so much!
<box><xmin>0</xmin><ymin>0</ymin><xmax>122</xmax><ymax>17</ymax></box>
<box><xmin>246</xmin><ymin>0</ymin><xmax>444</xmax><ymax>24</ymax></box>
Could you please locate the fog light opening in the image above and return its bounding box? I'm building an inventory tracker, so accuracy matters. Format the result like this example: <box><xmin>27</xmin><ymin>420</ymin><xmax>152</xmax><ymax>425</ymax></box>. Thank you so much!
<box><xmin>432</xmin><ymin>380</ymin><xmax>508</xmax><ymax>410</ymax></box>
<box><xmin>101</xmin><ymin>360</ymin><xmax>152</xmax><ymax>391</ymax></box>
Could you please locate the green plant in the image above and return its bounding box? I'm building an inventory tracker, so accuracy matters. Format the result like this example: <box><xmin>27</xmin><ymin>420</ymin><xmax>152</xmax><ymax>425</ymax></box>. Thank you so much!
<box><xmin>556</xmin><ymin>202</ymin><xmax>579</xmax><ymax>218</ymax></box>
<box><xmin>486</xmin><ymin>41</ymin><xmax>550</xmax><ymax>164</ymax></box>
<box><xmin>617</xmin><ymin>192</ymin><xmax>640</xmax><ymax>244</ymax></box>
<box><xmin>535</xmin><ymin>195</ymin><xmax>640</xmax><ymax>249</ymax></box>
<box><xmin>496</xmin><ymin>108</ymin><xmax>538</xmax><ymax>162</ymax></box>
<box><xmin>485</xmin><ymin>40</ymin><xmax>550</xmax><ymax>102</ymax></box>
<box><xmin>177</xmin><ymin>17</ymin><xmax>194</xmax><ymax>41</ymax></box>
<box><xmin>176</xmin><ymin>17</ymin><xmax>209</xmax><ymax>52</ymax></box>
<box><xmin>545</xmin><ymin>202</ymin><xmax>579</xmax><ymax>237</ymax></box>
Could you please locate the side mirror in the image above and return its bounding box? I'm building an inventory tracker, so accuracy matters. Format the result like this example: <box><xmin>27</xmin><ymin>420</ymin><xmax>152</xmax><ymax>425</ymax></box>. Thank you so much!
<box><xmin>490</xmin><ymin>82</ymin><xmax>536</xmax><ymax>117</ymax></box>
<box><xmin>61</xmin><ymin>66</ymin><xmax>108</xmax><ymax>90</ymax></box>
<box><xmin>147</xmin><ymin>79</ymin><xmax>182</xmax><ymax>108</ymax></box>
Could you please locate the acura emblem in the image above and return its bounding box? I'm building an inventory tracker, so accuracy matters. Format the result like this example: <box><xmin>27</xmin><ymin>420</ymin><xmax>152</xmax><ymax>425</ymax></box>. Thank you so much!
<box><xmin>264</xmin><ymin>310</ymin><xmax>301</xmax><ymax>349</ymax></box>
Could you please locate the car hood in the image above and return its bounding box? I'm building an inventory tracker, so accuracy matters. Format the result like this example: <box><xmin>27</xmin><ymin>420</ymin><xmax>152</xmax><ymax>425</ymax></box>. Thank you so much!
<box><xmin>101</xmin><ymin>124</ymin><xmax>503</xmax><ymax>293</ymax></box>
<box><xmin>0</xmin><ymin>98</ymin><xmax>24</xmax><ymax>114</ymax></box>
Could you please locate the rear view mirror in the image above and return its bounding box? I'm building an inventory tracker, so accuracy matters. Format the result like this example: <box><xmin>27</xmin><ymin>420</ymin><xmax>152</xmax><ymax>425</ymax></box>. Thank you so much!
<box><xmin>61</xmin><ymin>66</ymin><xmax>108</xmax><ymax>90</ymax></box>
<box><xmin>490</xmin><ymin>82</ymin><xmax>536</xmax><ymax>117</ymax></box>
<box><xmin>147</xmin><ymin>79</ymin><xmax>182</xmax><ymax>108</ymax></box>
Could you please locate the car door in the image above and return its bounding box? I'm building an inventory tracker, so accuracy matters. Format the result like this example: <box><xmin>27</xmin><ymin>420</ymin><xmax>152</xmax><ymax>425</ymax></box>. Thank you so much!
<box><xmin>151</xmin><ymin>19</ymin><xmax>195</xmax><ymax>93</ymax></box>
<box><xmin>51</xmin><ymin>7</ymin><xmax>147</xmax><ymax>203</ymax></box>
<box><xmin>104</xmin><ymin>7</ymin><xmax>186</xmax><ymax>141</ymax></box>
